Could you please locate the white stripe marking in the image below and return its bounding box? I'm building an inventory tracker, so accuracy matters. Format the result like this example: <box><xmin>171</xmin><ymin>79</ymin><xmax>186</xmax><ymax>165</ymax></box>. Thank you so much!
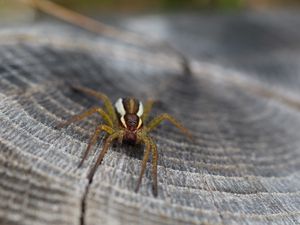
<box><xmin>115</xmin><ymin>98</ymin><xmax>126</xmax><ymax>116</ymax></box>
<box><xmin>137</xmin><ymin>101</ymin><xmax>144</xmax><ymax>117</ymax></box>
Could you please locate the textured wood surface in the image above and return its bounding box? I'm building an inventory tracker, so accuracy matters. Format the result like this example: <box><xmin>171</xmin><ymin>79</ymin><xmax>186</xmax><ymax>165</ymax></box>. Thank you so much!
<box><xmin>1</xmin><ymin>12</ymin><xmax>300</xmax><ymax>225</ymax></box>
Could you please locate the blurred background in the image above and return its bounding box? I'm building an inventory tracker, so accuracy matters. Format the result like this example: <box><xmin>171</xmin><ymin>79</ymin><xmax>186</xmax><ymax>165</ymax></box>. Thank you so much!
<box><xmin>1</xmin><ymin>0</ymin><xmax>300</xmax><ymax>26</ymax></box>
<box><xmin>49</xmin><ymin>0</ymin><xmax>300</xmax><ymax>12</ymax></box>
<box><xmin>1</xmin><ymin>0</ymin><xmax>300</xmax><ymax>86</ymax></box>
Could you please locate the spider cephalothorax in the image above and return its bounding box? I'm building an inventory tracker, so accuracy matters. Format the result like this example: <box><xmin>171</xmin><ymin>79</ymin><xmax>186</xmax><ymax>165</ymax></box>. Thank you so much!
<box><xmin>56</xmin><ymin>85</ymin><xmax>192</xmax><ymax>196</ymax></box>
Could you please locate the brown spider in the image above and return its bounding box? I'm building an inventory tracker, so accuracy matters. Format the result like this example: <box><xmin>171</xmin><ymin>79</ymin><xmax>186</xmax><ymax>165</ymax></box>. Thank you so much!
<box><xmin>56</xmin><ymin>85</ymin><xmax>192</xmax><ymax>196</ymax></box>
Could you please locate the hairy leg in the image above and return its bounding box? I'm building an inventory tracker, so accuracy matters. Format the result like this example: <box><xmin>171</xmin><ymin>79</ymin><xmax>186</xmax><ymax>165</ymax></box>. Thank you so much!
<box><xmin>87</xmin><ymin>132</ymin><xmax>122</xmax><ymax>182</ymax></box>
<box><xmin>55</xmin><ymin>106</ymin><xmax>113</xmax><ymax>128</ymax></box>
<box><xmin>135</xmin><ymin>136</ymin><xmax>152</xmax><ymax>193</ymax></box>
<box><xmin>146</xmin><ymin>113</ymin><xmax>192</xmax><ymax>140</ymax></box>
<box><xmin>141</xmin><ymin>99</ymin><xmax>155</xmax><ymax>123</ymax></box>
<box><xmin>72</xmin><ymin>85</ymin><xmax>117</xmax><ymax>125</ymax></box>
<box><xmin>150</xmin><ymin>138</ymin><xmax>158</xmax><ymax>197</ymax></box>
<box><xmin>78</xmin><ymin>124</ymin><xmax>114</xmax><ymax>167</ymax></box>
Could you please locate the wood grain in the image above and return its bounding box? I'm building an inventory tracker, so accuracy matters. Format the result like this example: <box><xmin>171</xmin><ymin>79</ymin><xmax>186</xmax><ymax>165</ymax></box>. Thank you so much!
<box><xmin>0</xmin><ymin>13</ymin><xmax>300</xmax><ymax>225</ymax></box>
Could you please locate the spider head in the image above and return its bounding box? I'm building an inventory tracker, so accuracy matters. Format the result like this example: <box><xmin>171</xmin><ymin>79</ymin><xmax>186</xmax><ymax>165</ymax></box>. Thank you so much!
<box><xmin>115</xmin><ymin>97</ymin><xmax>143</xmax><ymax>143</ymax></box>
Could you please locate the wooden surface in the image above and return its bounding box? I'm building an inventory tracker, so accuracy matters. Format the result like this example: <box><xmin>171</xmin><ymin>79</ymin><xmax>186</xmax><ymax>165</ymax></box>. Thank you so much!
<box><xmin>0</xmin><ymin>12</ymin><xmax>300</xmax><ymax>225</ymax></box>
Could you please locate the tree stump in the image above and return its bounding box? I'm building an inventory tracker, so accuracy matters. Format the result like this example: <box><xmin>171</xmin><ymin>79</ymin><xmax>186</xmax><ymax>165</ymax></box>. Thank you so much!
<box><xmin>0</xmin><ymin>12</ymin><xmax>300</xmax><ymax>225</ymax></box>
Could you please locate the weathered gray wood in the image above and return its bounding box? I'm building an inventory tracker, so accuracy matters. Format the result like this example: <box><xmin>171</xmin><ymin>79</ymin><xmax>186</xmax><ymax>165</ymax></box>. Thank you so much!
<box><xmin>1</xmin><ymin>12</ymin><xmax>300</xmax><ymax>225</ymax></box>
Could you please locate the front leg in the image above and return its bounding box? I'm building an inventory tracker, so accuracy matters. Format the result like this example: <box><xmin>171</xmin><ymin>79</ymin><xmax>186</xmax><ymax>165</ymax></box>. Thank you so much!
<box><xmin>150</xmin><ymin>137</ymin><xmax>158</xmax><ymax>197</ymax></box>
<box><xmin>146</xmin><ymin>113</ymin><xmax>192</xmax><ymax>140</ymax></box>
<box><xmin>135</xmin><ymin>136</ymin><xmax>152</xmax><ymax>194</ymax></box>
<box><xmin>72</xmin><ymin>85</ymin><xmax>117</xmax><ymax>125</ymax></box>
<box><xmin>87</xmin><ymin>131</ymin><xmax>122</xmax><ymax>182</ymax></box>
<box><xmin>55</xmin><ymin>106</ymin><xmax>113</xmax><ymax>128</ymax></box>
<box><xmin>78</xmin><ymin>124</ymin><xmax>114</xmax><ymax>167</ymax></box>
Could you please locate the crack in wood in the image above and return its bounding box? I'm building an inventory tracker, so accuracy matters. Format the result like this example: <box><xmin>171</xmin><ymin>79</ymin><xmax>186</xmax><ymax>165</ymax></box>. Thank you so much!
<box><xmin>80</xmin><ymin>181</ymin><xmax>90</xmax><ymax>225</ymax></box>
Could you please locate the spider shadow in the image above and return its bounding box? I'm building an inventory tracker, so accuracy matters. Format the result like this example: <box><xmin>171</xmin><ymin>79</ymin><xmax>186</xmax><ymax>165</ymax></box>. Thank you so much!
<box><xmin>112</xmin><ymin>142</ymin><xmax>145</xmax><ymax>160</ymax></box>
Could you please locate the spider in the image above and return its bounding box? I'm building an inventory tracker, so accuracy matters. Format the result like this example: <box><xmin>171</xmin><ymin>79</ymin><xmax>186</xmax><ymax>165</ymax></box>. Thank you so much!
<box><xmin>56</xmin><ymin>85</ymin><xmax>192</xmax><ymax>196</ymax></box>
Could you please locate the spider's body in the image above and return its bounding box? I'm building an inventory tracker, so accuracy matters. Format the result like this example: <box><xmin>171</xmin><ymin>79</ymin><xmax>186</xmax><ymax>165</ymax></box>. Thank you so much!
<box><xmin>56</xmin><ymin>86</ymin><xmax>191</xmax><ymax>197</ymax></box>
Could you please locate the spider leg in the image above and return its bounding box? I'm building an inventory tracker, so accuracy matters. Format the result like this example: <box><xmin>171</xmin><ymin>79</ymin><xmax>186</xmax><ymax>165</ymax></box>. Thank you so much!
<box><xmin>78</xmin><ymin>124</ymin><xmax>114</xmax><ymax>168</ymax></box>
<box><xmin>150</xmin><ymin>137</ymin><xmax>158</xmax><ymax>197</ymax></box>
<box><xmin>146</xmin><ymin>113</ymin><xmax>192</xmax><ymax>140</ymax></box>
<box><xmin>135</xmin><ymin>136</ymin><xmax>152</xmax><ymax>194</ymax></box>
<box><xmin>55</xmin><ymin>106</ymin><xmax>113</xmax><ymax>129</ymax></box>
<box><xmin>141</xmin><ymin>99</ymin><xmax>155</xmax><ymax>123</ymax></box>
<box><xmin>72</xmin><ymin>85</ymin><xmax>118</xmax><ymax>125</ymax></box>
<box><xmin>87</xmin><ymin>131</ymin><xmax>122</xmax><ymax>182</ymax></box>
